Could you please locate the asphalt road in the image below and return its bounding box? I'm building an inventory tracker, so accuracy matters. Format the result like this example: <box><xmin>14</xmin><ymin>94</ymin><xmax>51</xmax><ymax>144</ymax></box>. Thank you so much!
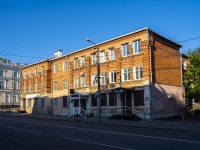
<box><xmin>0</xmin><ymin>115</ymin><xmax>200</xmax><ymax>150</ymax></box>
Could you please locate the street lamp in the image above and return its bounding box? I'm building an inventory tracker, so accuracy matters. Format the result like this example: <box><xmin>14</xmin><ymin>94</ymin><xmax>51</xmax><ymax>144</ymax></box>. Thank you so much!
<box><xmin>86</xmin><ymin>38</ymin><xmax>101</xmax><ymax>123</ymax></box>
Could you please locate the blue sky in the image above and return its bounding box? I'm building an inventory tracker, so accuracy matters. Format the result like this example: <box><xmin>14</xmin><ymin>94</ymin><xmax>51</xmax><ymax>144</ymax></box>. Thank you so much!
<box><xmin>0</xmin><ymin>0</ymin><xmax>200</xmax><ymax>64</ymax></box>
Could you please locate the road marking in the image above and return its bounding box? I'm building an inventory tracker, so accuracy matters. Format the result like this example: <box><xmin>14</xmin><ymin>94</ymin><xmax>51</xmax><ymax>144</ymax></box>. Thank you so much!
<box><xmin>1</xmin><ymin>118</ymin><xmax>200</xmax><ymax>144</ymax></box>
<box><xmin>62</xmin><ymin>137</ymin><xmax>134</xmax><ymax>150</ymax></box>
<box><xmin>3</xmin><ymin>126</ymin><xmax>43</xmax><ymax>134</ymax></box>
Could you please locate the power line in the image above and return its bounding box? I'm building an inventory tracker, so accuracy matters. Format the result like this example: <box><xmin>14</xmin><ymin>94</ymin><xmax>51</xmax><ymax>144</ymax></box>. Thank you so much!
<box><xmin>0</xmin><ymin>52</ymin><xmax>46</xmax><ymax>59</ymax></box>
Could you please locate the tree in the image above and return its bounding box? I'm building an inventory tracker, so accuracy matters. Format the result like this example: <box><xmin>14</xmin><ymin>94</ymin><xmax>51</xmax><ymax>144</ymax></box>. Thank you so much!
<box><xmin>0</xmin><ymin>57</ymin><xmax>10</xmax><ymax>63</ymax></box>
<box><xmin>184</xmin><ymin>47</ymin><xmax>200</xmax><ymax>101</ymax></box>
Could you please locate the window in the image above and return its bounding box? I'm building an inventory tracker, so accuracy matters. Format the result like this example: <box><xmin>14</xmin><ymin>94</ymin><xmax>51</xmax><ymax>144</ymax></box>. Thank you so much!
<box><xmin>5</xmin><ymin>94</ymin><xmax>10</xmax><ymax>103</ymax></box>
<box><xmin>29</xmin><ymin>70</ymin><xmax>32</xmax><ymax>77</ymax></box>
<box><xmin>54</xmin><ymin>81</ymin><xmax>58</xmax><ymax>91</ymax></box>
<box><xmin>29</xmin><ymin>84</ymin><xmax>31</xmax><ymax>93</ymax></box>
<box><xmin>109</xmin><ymin>48</ymin><xmax>115</xmax><ymax>60</ymax></box>
<box><xmin>80</xmin><ymin>56</ymin><xmax>85</xmax><ymax>67</ymax></box>
<box><xmin>34</xmin><ymin>83</ymin><xmax>37</xmax><ymax>92</ymax></box>
<box><xmin>122</xmin><ymin>68</ymin><xmax>130</xmax><ymax>81</ymax></box>
<box><xmin>63</xmin><ymin>61</ymin><xmax>67</xmax><ymax>71</ymax></box>
<box><xmin>0</xmin><ymin>70</ymin><xmax>4</xmax><ymax>77</ymax></box>
<box><xmin>63</xmin><ymin>80</ymin><xmax>67</xmax><ymax>90</ymax></box>
<box><xmin>54</xmin><ymin>98</ymin><xmax>58</xmax><ymax>107</ymax></box>
<box><xmin>13</xmin><ymin>94</ymin><xmax>19</xmax><ymax>103</ymax></box>
<box><xmin>14</xmin><ymin>81</ymin><xmax>18</xmax><ymax>90</ymax></box>
<box><xmin>100</xmin><ymin>73</ymin><xmax>106</xmax><ymax>85</ymax></box>
<box><xmin>63</xmin><ymin>96</ymin><xmax>68</xmax><ymax>107</ymax></box>
<box><xmin>133</xmin><ymin>40</ymin><xmax>141</xmax><ymax>54</ymax></box>
<box><xmin>41</xmin><ymin>82</ymin><xmax>44</xmax><ymax>91</ymax></box>
<box><xmin>121</xmin><ymin>43</ymin><xmax>130</xmax><ymax>57</ymax></box>
<box><xmin>24</xmin><ymin>85</ymin><xmax>26</xmax><ymax>93</ymax></box>
<box><xmin>81</xmin><ymin>76</ymin><xmax>86</xmax><ymax>87</ymax></box>
<box><xmin>28</xmin><ymin>99</ymin><xmax>31</xmax><ymax>107</ymax></box>
<box><xmin>54</xmin><ymin>64</ymin><xmax>58</xmax><ymax>73</ymax></box>
<box><xmin>41</xmin><ymin>66</ymin><xmax>44</xmax><ymax>75</ymax></box>
<box><xmin>0</xmin><ymin>81</ymin><xmax>5</xmax><ymax>89</ymax></box>
<box><xmin>74</xmin><ymin>78</ymin><xmax>79</xmax><ymax>88</ymax></box>
<box><xmin>14</xmin><ymin>71</ymin><xmax>19</xmax><ymax>78</ymax></box>
<box><xmin>41</xmin><ymin>99</ymin><xmax>45</xmax><ymax>108</ymax></box>
<box><xmin>35</xmin><ymin>68</ymin><xmax>38</xmax><ymax>76</ymax></box>
<box><xmin>24</xmin><ymin>71</ymin><xmax>26</xmax><ymax>79</ymax></box>
<box><xmin>91</xmin><ymin>54</ymin><xmax>97</xmax><ymax>64</ymax></box>
<box><xmin>99</xmin><ymin>51</ymin><xmax>106</xmax><ymax>63</ymax></box>
<box><xmin>34</xmin><ymin>99</ymin><xmax>38</xmax><ymax>107</ymax></box>
<box><xmin>109</xmin><ymin>71</ymin><xmax>116</xmax><ymax>83</ymax></box>
<box><xmin>91</xmin><ymin>75</ymin><xmax>97</xmax><ymax>86</ymax></box>
<box><xmin>134</xmin><ymin>66</ymin><xmax>143</xmax><ymax>80</ymax></box>
<box><xmin>74</xmin><ymin>58</ymin><xmax>78</xmax><ymax>68</ymax></box>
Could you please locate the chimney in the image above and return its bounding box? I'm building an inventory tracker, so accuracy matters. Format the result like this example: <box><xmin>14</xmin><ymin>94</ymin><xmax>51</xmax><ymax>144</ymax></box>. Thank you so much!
<box><xmin>54</xmin><ymin>49</ymin><xmax>63</xmax><ymax>57</ymax></box>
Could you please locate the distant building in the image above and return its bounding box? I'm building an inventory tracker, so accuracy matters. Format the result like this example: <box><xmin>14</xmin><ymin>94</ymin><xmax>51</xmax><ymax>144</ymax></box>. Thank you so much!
<box><xmin>21</xmin><ymin>28</ymin><xmax>187</xmax><ymax>119</ymax></box>
<box><xmin>0</xmin><ymin>61</ymin><xmax>24</xmax><ymax>111</ymax></box>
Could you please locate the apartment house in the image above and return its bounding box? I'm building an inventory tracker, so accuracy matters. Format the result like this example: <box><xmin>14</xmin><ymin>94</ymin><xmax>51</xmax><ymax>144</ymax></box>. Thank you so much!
<box><xmin>21</xmin><ymin>28</ymin><xmax>185</xmax><ymax>119</ymax></box>
<box><xmin>0</xmin><ymin>61</ymin><xmax>24</xmax><ymax>111</ymax></box>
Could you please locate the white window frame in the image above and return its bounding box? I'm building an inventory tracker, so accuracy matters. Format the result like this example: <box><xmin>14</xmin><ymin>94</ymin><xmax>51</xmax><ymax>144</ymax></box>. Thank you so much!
<box><xmin>41</xmin><ymin>66</ymin><xmax>44</xmax><ymax>75</ymax></box>
<box><xmin>24</xmin><ymin>71</ymin><xmax>26</xmax><ymax>79</ymax></box>
<box><xmin>13</xmin><ymin>94</ymin><xmax>19</xmax><ymax>103</ymax></box>
<box><xmin>74</xmin><ymin>78</ymin><xmax>79</xmax><ymax>88</ymax></box>
<box><xmin>134</xmin><ymin>66</ymin><xmax>143</xmax><ymax>80</ymax></box>
<box><xmin>29</xmin><ymin>70</ymin><xmax>32</xmax><ymax>77</ymax></box>
<box><xmin>109</xmin><ymin>48</ymin><xmax>115</xmax><ymax>60</ymax></box>
<box><xmin>14</xmin><ymin>81</ymin><xmax>18</xmax><ymax>90</ymax></box>
<box><xmin>133</xmin><ymin>40</ymin><xmax>141</xmax><ymax>54</ymax></box>
<box><xmin>34</xmin><ymin>83</ymin><xmax>37</xmax><ymax>92</ymax></box>
<box><xmin>63</xmin><ymin>80</ymin><xmax>67</xmax><ymax>90</ymax></box>
<box><xmin>0</xmin><ymin>70</ymin><xmax>5</xmax><ymax>77</ymax></box>
<box><xmin>0</xmin><ymin>81</ymin><xmax>5</xmax><ymax>89</ymax></box>
<box><xmin>122</xmin><ymin>68</ymin><xmax>130</xmax><ymax>81</ymax></box>
<box><xmin>5</xmin><ymin>94</ymin><xmax>10</xmax><ymax>103</ymax></box>
<box><xmin>80</xmin><ymin>56</ymin><xmax>85</xmax><ymax>67</ymax></box>
<box><xmin>99</xmin><ymin>51</ymin><xmax>106</xmax><ymax>63</ymax></box>
<box><xmin>41</xmin><ymin>82</ymin><xmax>44</xmax><ymax>91</ymax></box>
<box><xmin>100</xmin><ymin>73</ymin><xmax>106</xmax><ymax>85</ymax></box>
<box><xmin>81</xmin><ymin>76</ymin><xmax>86</xmax><ymax>87</ymax></box>
<box><xmin>35</xmin><ymin>68</ymin><xmax>38</xmax><ymax>76</ymax></box>
<box><xmin>63</xmin><ymin>61</ymin><xmax>67</xmax><ymax>71</ymax></box>
<box><xmin>74</xmin><ymin>58</ymin><xmax>78</xmax><ymax>68</ymax></box>
<box><xmin>121</xmin><ymin>43</ymin><xmax>130</xmax><ymax>57</ymax></box>
<box><xmin>54</xmin><ymin>81</ymin><xmax>58</xmax><ymax>91</ymax></box>
<box><xmin>54</xmin><ymin>64</ymin><xmax>58</xmax><ymax>73</ymax></box>
<box><xmin>109</xmin><ymin>70</ymin><xmax>116</xmax><ymax>83</ymax></box>
<box><xmin>91</xmin><ymin>54</ymin><xmax>97</xmax><ymax>65</ymax></box>
<box><xmin>91</xmin><ymin>75</ymin><xmax>97</xmax><ymax>86</ymax></box>
<box><xmin>54</xmin><ymin>98</ymin><xmax>58</xmax><ymax>107</ymax></box>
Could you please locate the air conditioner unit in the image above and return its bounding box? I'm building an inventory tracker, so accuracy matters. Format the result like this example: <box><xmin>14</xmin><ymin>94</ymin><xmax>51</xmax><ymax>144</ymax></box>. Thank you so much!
<box><xmin>80</xmin><ymin>72</ymin><xmax>85</xmax><ymax>76</ymax></box>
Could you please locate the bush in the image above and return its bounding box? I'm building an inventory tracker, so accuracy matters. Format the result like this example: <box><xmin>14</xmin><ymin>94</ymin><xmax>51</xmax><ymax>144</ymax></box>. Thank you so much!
<box><xmin>189</xmin><ymin>108</ymin><xmax>200</xmax><ymax>114</ymax></box>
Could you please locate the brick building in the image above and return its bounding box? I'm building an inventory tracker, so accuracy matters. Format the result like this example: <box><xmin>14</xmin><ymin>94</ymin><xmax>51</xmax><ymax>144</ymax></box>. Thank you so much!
<box><xmin>21</xmin><ymin>28</ymin><xmax>186</xmax><ymax>119</ymax></box>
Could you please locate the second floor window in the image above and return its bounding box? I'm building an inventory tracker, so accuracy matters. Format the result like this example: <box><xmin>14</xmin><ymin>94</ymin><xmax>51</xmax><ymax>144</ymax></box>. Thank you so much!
<box><xmin>34</xmin><ymin>83</ymin><xmax>37</xmax><ymax>92</ymax></box>
<box><xmin>81</xmin><ymin>76</ymin><xmax>86</xmax><ymax>87</ymax></box>
<box><xmin>29</xmin><ymin>70</ymin><xmax>32</xmax><ymax>77</ymax></box>
<box><xmin>54</xmin><ymin>81</ymin><xmax>58</xmax><ymax>91</ymax></box>
<box><xmin>54</xmin><ymin>64</ymin><xmax>58</xmax><ymax>73</ymax></box>
<box><xmin>41</xmin><ymin>66</ymin><xmax>44</xmax><ymax>75</ymax></box>
<box><xmin>133</xmin><ymin>40</ymin><xmax>141</xmax><ymax>54</ymax></box>
<box><xmin>109</xmin><ymin>70</ymin><xmax>116</xmax><ymax>83</ymax></box>
<box><xmin>121</xmin><ymin>43</ymin><xmax>130</xmax><ymax>57</ymax></box>
<box><xmin>100</xmin><ymin>73</ymin><xmax>106</xmax><ymax>85</ymax></box>
<box><xmin>0</xmin><ymin>70</ymin><xmax>5</xmax><ymax>77</ymax></box>
<box><xmin>91</xmin><ymin>75</ymin><xmax>97</xmax><ymax>86</ymax></box>
<box><xmin>74</xmin><ymin>78</ymin><xmax>79</xmax><ymax>88</ymax></box>
<box><xmin>99</xmin><ymin>51</ymin><xmax>106</xmax><ymax>63</ymax></box>
<box><xmin>24</xmin><ymin>71</ymin><xmax>26</xmax><ymax>79</ymax></box>
<box><xmin>74</xmin><ymin>58</ymin><xmax>78</xmax><ymax>68</ymax></box>
<box><xmin>0</xmin><ymin>81</ymin><xmax>5</xmax><ymax>89</ymax></box>
<box><xmin>63</xmin><ymin>80</ymin><xmax>67</xmax><ymax>90</ymax></box>
<box><xmin>41</xmin><ymin>82</ymin><xmax>44</xmax><ymax>91</ymax></box>
<box><xmin>80</xmin><ymin>56</ymin><xmax>85</xmax><ymax>67</ymax></box>
<box><xmin>134</xmin><ymin>66</ymin><xmax>143</xmax><ymax>80</ymax></box>
<box><xmin>122</xmin><ymin>68</ymin><xmax>130</xmax><ymax>81</ymax></box>
<box><xmin>91</xmin><ymin>54</ymin><xmax>97</xmax><ymax>65</ymax></box>
<box><xmin>14</xmin><ymin>81</ymin><xmax>18</xmax><ymax>90</ymax></box>
<box><xmin>63</xmin><ymin>61</ymin><xmax>67</xmax><ymax>71</ymax></box>
<box><xmin>109</xmin><ymin>48</ymin><xmax>115</xmax><ymax>60</ymax></box>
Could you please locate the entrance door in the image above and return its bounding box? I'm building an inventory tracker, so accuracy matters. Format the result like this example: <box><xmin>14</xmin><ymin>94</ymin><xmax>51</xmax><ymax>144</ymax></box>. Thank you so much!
<box><xmin>121</xmin><ymin>92</ymin><xmax>132</xmax><ymax>114</ymax></box>
<box><xmin>80</xmin><ymin>99</ymin><xmax>86</xmax><ymax>111</ymax></box>
<box><xmin>22</xmin><ymin>99</ymin><xmax>26</xmax><ymax>110</ymax></box>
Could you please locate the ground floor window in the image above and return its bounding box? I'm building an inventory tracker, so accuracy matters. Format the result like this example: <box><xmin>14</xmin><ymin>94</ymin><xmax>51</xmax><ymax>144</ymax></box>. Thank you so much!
<box><xmin>134</xmin><ymin>91</ymin><xmax>144</xmax><ymax>106</ymax></box>
<box><xmin>109</xmin><ymin>93</ymin><xmax>116</xmax><ymax>106</ymax></box>
<box><xmin>63</xmin><ymin>96</ymin><xmax>68</xmax><ymax>107</ymax></box>
<box><xmin>54</xmin><ymin>98</ymin><xmax>58</xmax><ymax>107</ymax></box>
<box><xmin>101</xmin><ymin>94</ymin><xmax>107</xmax><ymax>106</ymax></box>
<box><xmin>91</xmin><ymin>94</ymin><xmax>97</xmax><ymax>107</ymax></box>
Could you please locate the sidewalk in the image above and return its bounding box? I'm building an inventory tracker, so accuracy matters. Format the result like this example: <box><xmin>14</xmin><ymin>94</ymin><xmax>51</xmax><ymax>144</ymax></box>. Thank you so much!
<box><xmin>1</xmin><ymin>112</ymin><xmax>200</xmax><ymax>132</ymax></box>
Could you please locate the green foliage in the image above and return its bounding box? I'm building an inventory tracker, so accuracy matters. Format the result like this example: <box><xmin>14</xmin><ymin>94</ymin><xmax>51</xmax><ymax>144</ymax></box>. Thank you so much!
<box><xmin>0</xmin><ymin>57</ymin><xmax>10</xmax><ymax>63</ymax></box>
<box><xmin>184</xmin><ymin>47</ymin><xmax>200</xmax><ymax>100</ymax></box>
<box><xmin>189</xmin><ymin>108</ymin><xmax>200</xmax><ymax>114</ymax></box>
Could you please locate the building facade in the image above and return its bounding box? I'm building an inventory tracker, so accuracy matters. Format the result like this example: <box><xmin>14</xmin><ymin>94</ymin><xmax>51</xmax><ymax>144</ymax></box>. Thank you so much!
<box><xmin>0</xmin><ymin>61</ymin><xmax>24</xmax><ymax>111</ymax></box>
<box><xmin>21</xmin><ymin>28</ymin><xmax>185</xmax><ymax>119</ymax></box>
